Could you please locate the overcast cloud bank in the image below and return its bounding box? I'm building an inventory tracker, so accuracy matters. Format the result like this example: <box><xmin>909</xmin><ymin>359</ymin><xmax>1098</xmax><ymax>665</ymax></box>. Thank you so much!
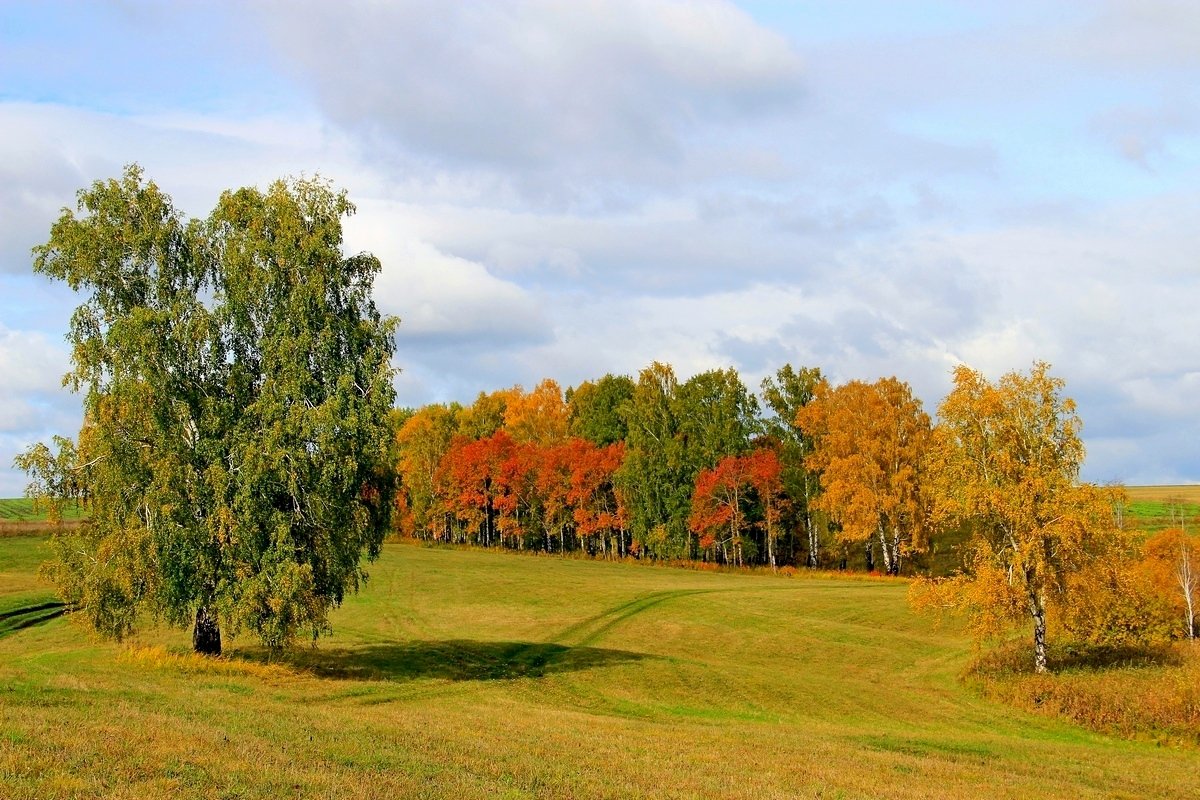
<box><xmin>0</xmin><ymin>0</ymin><xmax>1197</xmax><ymax>494</ymax></box>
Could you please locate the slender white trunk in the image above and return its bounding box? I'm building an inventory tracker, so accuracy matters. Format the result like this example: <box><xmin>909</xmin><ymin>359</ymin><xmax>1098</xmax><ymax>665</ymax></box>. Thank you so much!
<box><xmin>805</xmin><ymin>480</ymin><xmax>818</xmax><ymax>568</ymax></box>
<box><xmin>877</xmin><ymin>527</ymin><xmax>892</xmax><ymax>574</ymax></box>
<box><xmin>767</xmin><ymin>521</ymin><xmax>776</xmax><ymax>571</ymax></box>
<box><xmin>1029</xmin><ymin>586</ymin><xmax>1048</xmax><ymax>674</ymax></box>
<box><xmin>890</xmin><ymin>526</ymin><xmax>903</xmax><ymax>576</ymax></box>
<box><xmin>1179</xmin><ymin>541</ymin><xmax>1196</xmax><ymax>639</ymax></box>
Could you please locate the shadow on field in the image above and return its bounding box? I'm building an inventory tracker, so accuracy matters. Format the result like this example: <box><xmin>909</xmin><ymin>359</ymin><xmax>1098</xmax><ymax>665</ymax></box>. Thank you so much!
<box><xmin>0</xmin><ymin>601</ymin><xmax>68</xmax><ymax>639</ymax></box>
<box><xmin>275</xmin><ymin>639</ymin><xmax>652</xmax><ymax>683</ymax></box>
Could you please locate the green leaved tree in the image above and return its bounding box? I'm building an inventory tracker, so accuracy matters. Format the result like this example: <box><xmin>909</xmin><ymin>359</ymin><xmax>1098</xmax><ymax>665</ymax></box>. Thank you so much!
<box><xmin>18</xmin><ymin>165</ymin><xmax>397</xmax><ymax>655</ymax></box>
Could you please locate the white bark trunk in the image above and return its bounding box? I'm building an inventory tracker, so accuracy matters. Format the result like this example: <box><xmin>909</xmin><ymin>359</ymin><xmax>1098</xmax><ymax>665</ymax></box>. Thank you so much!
<box><xmin>877</xmin><ymin>527</ymin><xmax>892</xmax><ymax>574</ymax></box>
<box><xmin>1178</xmin><ymin>541</ymin><xmax>1196</xmax><ymax>639</ymax></box>
<box><xmin>1029</xmin><ymin>588</ymin><xmax>1048</xmax><ymax>674</ymax></box>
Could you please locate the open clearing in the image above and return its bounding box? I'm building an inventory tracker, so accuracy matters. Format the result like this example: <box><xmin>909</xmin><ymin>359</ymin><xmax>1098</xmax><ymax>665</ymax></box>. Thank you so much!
<box><xmin>1</xmin><ymin>534</ymin><xmax>1198</xmax><ymax>799</ymax></box>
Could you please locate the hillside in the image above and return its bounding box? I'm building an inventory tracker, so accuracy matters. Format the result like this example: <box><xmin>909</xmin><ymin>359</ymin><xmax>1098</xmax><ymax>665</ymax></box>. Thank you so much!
<box><xmin>2</xmin><ymin>534</ymin><xmax>1198</xmax><ymax>798</ymax></box>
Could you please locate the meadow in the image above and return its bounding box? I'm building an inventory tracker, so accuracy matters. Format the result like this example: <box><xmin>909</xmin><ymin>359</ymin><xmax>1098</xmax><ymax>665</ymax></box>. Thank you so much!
<box><xmin>2</xmin><ymin>532</ymin><xmax>1199</xmax><ymax>799</ymax></box>
<box><xmin>1124</xmin><ymin>485</ymin><xmax>1200</xmax><ymax>533</ymax></box>
<box><xmin>0</xmin><ymin>498</ymin><xmax>88</xmax><ymax>533</ymax></box>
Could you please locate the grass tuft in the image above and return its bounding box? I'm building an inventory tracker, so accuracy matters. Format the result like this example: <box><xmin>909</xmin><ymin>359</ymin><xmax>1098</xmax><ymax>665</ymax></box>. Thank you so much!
<box><xmin>118</xmin><ymin>644</ymin><xmax>304</xmax><ymax>683</ymax></box>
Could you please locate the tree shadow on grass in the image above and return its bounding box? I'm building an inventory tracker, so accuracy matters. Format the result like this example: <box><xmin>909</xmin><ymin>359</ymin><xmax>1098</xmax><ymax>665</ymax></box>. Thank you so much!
<box><xmin>0</xmin><ymin>601</ymin><xmax>67</xmax><ymax>640</ymax></box>
<box><xmin>974</xmin><ymin>640</ymin><xmax>1185</xmax><ymax>675</ymax></box>
<box><xmin>241</xmin><ymin>640</ymin><xmax>653</xmax><ymax>683</ymax></box>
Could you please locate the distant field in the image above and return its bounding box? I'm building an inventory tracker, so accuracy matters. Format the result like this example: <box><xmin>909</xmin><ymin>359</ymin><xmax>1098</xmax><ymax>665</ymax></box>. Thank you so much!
<box><xmin>2</xmin><ymin>535</ymin><xmax>1198</xmax><ymax>799</ymax></box>
<box><xmin>1126</xmin><ymin>485</ymin><xmax>1200</xmax><ymax>503</ymax></box>
<box><xmin>0</xmin><ymin>498</ymin><xmax>88</xmax><ymax>524</ymax></box>
<box><xmin>1125</xmin><ymin>485</ymin><xmax>1200</xmax><ymax>533</ymax></box>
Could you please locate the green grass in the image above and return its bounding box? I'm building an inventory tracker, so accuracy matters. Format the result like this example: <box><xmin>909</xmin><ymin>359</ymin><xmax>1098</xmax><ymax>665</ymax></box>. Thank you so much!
<box><xmin>1125</xmin><ymin>485</ymin><xmax>1200</xmax><ymax>533</ymax></box>
<box><xmin>0</xmin><ymin>498</ymin><xmax>88</xmax><ymax>524</ymax></box>
<box><xmin>2</xmin><ymin>536</ymin><xmax>1199</xmax><ymax>799</ymax></box>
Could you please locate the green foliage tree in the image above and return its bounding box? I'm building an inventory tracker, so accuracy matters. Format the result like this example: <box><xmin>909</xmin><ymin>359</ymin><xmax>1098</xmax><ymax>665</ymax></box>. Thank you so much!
<box><xmin>675</xmin><ymin>367</ymin><xmax>761</xmax><ymax>471</ymax></box>
<box><xmin>615</xmin><ymin>362</ymin><xmax>691</xmax><ymax>558</ymax></box>
<box><xmin>760</xmin><ymin>364</ymin><xmax>824</xmax><ymax>567</ymax></box>
<box><xmin>458</xmin><ymin>389</ymin><xmax>512</xmax><ymax>440</ymax></box>
<box><xmin>616</xmin><ymin>364</ymin><xmax>760</xmax><ymax>559</ymax></box>
<box><xmin>20</xmin><ymin>165</ymin><xmax>397</xmax><ymax>655</ymax></box>
<box><xmin>567</xmin><ymin>373</ymin><xmax>634</xmax><ymax>446</ymax></box>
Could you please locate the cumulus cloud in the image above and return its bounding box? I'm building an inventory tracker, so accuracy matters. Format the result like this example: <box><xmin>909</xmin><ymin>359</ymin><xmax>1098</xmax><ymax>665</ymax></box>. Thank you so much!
<box><xmin>0</xmin><ymin>322</ymin><xmax>79</xmax><ymax>495</ymax></box>
<box><xmin>347</xmin><ymin>208</ymin><xmax>550</xmax><ymax>346</ymax></box>
<box><xmin>0</xmin><ymin>325</ymin><xmax>67</xmax><ymax>395</ymax></box>
<box><xmin>1090</xmin><ymin>104</ymin><xmax>1197</xmax><ymax>168</ymax></box>
<box><xmin>1047</xmin><ymin>0</ymin><xmax>1200</xmax><ymax>71</ymax></box>
<box><xmin>258</xmin><ymin>0</ymin><xmax>804</xmax><ymax>201</ymax></box>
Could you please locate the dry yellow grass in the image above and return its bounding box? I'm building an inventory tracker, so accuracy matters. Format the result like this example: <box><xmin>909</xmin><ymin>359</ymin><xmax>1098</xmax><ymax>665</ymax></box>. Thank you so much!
<box><xmin>1125</xmin><ymin>485</ymin><xmax>1200</xmax><ymax>504</ymax></box>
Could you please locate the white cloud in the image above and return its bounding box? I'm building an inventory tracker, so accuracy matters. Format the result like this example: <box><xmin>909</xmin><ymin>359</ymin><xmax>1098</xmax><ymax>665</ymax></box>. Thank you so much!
<box><xmin>0</xmin><ymin>324</ymin><xmax>68</xmax><ymax>395</ymax></box>
<box><xmin>0</xmin><ymin>322</ymin><xmax>79</xmax><ymax>495</ymax></box>
<box><xmin>258</xmin><ymin>0</ymin><xmax>804</xmax><ymax>197</ymax></box>
<box><xmin>349</xmin><ymin>210</ymin><xmax>549</xmax><ymax>345</ymax></box>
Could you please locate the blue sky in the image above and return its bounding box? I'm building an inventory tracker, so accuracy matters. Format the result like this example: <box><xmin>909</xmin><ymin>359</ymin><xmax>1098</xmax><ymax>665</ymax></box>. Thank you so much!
<box><xmin>1</xmin><ymin>0</ymin><xmax>1198</xmax><ymax>493</ymax></box>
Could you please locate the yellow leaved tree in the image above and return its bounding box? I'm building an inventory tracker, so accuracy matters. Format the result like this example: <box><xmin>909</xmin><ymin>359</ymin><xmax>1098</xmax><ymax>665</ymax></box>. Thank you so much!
<box><xmin>914</xmin><ymin>362</ymin><xmax>1120</xmax><ymax>673</ymax></box>
<box><xmin>797</xmin><ymin>376</ymin><xmax>932</xmax><ymax>575</ymax></box>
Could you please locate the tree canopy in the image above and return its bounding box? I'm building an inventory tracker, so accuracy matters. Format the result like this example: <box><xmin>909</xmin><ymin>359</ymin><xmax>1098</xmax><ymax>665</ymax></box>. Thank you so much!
<box><xmin>20</xmin><ymin>165</ymin><xmax>397</xmax><ymax>655</ymax></box>
<box><xmin>798</xmin><ymin>376</ymin><xmax>932</xmax><ymax>576</ymax></box>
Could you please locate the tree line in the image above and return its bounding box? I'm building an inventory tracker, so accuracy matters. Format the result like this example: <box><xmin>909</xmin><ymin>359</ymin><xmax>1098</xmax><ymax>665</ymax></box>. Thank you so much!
<box><xmin>393</xmin><ymin>362</ymin><xmax>1199</xmax><ymax>672</ymax></box>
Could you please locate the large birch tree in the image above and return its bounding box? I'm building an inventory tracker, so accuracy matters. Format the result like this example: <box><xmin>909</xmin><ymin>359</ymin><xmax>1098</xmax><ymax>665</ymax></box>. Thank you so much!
<box><xmin>924</xmin><ymin>362</ymin><xmax>1116</xmax><ymax>673</ymax></box>
<box><xmin>18</xmin><ymin>165</ymin><xmax>397</xmax><ymax>655</ymax></box>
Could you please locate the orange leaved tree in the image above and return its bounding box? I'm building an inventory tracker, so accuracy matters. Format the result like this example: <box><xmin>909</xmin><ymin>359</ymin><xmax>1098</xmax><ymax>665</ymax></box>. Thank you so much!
<box><xmin>394</xmin><ymin>404</ymin><xmax>460</xmax><ymax>538</ymax></box>
<box><xmin>796</xmin><ymin>377</ymin><xmax>932</xmax><ymax>575</ymax></box>
<box><xmin>504</xmin><ymin>378</ymin><xmax>570</xmax><ymax>445</ymax></box>
<box><xmin>689</xmin><ymin>454</ymin><xmax>755</xmax><ymax>566</ymax></box>
<box><xmin>567</xmin><ymin>440</ymin><xmax>628</xmax><ymax>557</ymax></box>
<box><xmin>1142</xmin><ymin>528</ymin><xmax>1198</xmax><ymax>640</ymax></box>
<box><xmin>437</xmin><ymin>431</ymin><xmax>519</xmax><ymax>546</ymax></box>
<box><xmin>688</xmin><ymin>448</ymin><xmax>786</xmax><ymax>568</ymax></box>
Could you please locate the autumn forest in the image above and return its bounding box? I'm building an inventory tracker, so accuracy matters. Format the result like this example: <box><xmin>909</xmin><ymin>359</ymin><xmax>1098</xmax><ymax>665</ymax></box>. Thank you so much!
<box><xmin>392</xmin><ymin>360</ymin><xmax>1198</xmax><ymax>671</ymax></box>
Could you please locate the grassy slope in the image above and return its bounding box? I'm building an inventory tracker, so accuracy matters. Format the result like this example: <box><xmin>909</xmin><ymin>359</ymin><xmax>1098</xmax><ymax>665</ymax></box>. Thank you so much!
<box><xmin>2</xmin><ymin>537</ymin><xmax>1199</xmax><ymax>799</ymax></box>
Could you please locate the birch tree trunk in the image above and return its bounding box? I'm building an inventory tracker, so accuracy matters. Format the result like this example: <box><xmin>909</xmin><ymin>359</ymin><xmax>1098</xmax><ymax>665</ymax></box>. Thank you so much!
<box><xmin>1179</xmin><ymin>541</ymin><xmax>1196</xmax><ymax>639</ymax></box>
<box><xmin>890</xmin><ymin>527</ymin><xmax>903</xmax><ymax>576</ymax></box>
<box><xmin>877</xmin><ymin>527</ymin><xmax>893</xmax><ymax>574</ymax></box>
<box><xmin>1028</xmin><ymin>587</ymin><xmax>1048</xmax><ymax>674</ymax></box>
<box><xmin>805</xmin><ymin>484</ymin><xmax>819</xmax><ymax>568</ymax></box>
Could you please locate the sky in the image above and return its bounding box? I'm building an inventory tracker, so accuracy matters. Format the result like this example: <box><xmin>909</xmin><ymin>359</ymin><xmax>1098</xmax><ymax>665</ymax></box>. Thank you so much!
<box><xmin>0</xmin><ymin>0</ymin><xmax>1197</xmax><ymax>494</ymax></box>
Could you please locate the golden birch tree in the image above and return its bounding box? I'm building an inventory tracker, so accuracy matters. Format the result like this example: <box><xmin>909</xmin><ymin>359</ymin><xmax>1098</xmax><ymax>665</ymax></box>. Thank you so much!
<box><xmin>920</xmin><ymin>362</ymin><xmax>1118</xmax><ymax>673</ymax></box>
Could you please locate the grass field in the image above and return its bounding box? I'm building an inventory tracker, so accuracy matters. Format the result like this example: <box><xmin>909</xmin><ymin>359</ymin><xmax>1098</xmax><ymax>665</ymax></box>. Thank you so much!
<box><xmin>0</xmin><ymin>498</ymin><xmax>88</xmax><ymax>524</ymax></box>
<box><xmin>2</xmin><ymin>536</ymin><xmax>1199</xmax><ymax>798</ymax></box>
<box><xmin>1125</xmin><ymin>485</ymin><xmax>1200</xmax><ymax>533</ymax></box>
